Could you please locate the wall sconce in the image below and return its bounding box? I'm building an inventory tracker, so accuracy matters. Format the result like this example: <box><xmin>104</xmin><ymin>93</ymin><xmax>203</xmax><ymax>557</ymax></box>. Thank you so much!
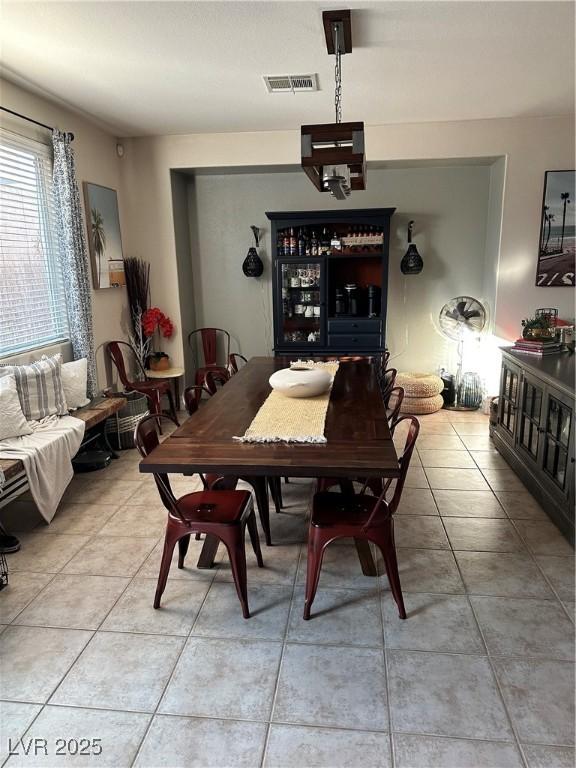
<box><xmin>242</xmin><ymin>226</ymin><xmax>264</xmax><ymax>277</ymax></box>
<box><xmin>400</xmin><ymin>220</ymin><xmax>423</xmax><ymax>275</ymax></box>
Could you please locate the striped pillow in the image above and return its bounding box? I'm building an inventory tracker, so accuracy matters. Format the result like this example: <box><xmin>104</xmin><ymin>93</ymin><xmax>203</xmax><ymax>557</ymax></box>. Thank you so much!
<box><xmin>0</xmin><ymin>354</ymin><xmax>68</xmax><ymax>420</ymax></box>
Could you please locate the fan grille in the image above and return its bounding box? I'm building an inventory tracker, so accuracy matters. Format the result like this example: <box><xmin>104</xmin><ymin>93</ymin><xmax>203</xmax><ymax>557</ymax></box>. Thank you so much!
<box><xmin>439</xmin><ymin>296</ymin><xmax>487</xmax><ymax>340</ymax></box>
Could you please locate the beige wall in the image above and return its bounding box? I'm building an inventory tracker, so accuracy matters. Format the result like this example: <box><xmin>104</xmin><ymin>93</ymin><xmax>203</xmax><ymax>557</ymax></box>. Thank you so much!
<box><xmin>119</xmin><ymin>115</ymin><xmax>575</xmax><ymax>372</ymax></box>
<box><xmin>0</xmin><ymin>78</ymin><xmax>130</xmax><ymax>387</ymax></box>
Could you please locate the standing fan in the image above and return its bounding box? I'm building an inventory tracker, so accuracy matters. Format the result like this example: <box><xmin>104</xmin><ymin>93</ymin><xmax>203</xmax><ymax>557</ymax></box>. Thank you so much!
<box><xmin>439</xmin><ymin>296</ymin><xmax>487</xmax><ymax>409</ymax></box>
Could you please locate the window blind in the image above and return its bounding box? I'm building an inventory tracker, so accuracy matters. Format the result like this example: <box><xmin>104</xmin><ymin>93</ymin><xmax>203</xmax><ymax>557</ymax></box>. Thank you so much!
<box><xmin>0</xmin><ymin>129</ymin><xmax>69</xmax><ymax>357</ymax></box>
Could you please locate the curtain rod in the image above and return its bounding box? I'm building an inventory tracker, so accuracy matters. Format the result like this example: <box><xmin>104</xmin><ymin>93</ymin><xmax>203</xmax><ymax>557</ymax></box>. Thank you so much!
<box><xmin>0</xmin><ymin>106</ymin><xmax>74</xmax><ymax>141</ymax></box>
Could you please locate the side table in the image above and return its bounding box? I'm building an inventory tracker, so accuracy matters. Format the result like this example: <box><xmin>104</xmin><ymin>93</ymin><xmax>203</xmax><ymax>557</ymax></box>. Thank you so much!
<box><xmin>145</xmin><ymin>367</ymin><xmax>185</xmax><ymax>412</ymax></box>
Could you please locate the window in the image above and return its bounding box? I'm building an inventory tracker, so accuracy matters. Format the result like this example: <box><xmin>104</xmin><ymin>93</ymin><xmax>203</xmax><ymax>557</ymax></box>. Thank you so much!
<box><xmin>0</xmin><ymin>129</ymin><xmax>69</xmax><ymax>357</ymax></box>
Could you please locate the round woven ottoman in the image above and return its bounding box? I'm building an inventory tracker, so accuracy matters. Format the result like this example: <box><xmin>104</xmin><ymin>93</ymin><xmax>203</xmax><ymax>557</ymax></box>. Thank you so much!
<box><xmin>396</xmin><ymin>372</ymin><xmax>443</xmax><ymax>398</ymax></box>
<box><xmin>400</xmin><ymin>393</ymin><xmax>444</xmax><ymax>415</ymax></box>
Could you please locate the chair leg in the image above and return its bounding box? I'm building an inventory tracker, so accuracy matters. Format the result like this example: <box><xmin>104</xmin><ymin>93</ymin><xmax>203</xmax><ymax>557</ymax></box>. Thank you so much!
<box><xmin>274</xmin><ymin>477</ymin><xmax>283</xmax><ymax>508</ymax></box>
<box><xmin>374</xmin><ymin>521</ymin><xmax>406</xmax><ymax>620</ymax></box>
<box><xmin>178</xmin><ymin>534</ymin><xmax>190</xmax><ymax>568</ymax></box>
<box><xmin>154</xmin><ymin>526</ymin><xmax>180</xmax><ymax>609</ymax></box>
<box><xmin>303</xmin><ymin>527</ymin><xmax>328</xmax><ymax>620</ymax></box>
<box><xmin>267</xmin><ymin>477</ymin><xmax>281</xmax><ymax>514</ymax></box>
<box><xmin>166</xmin><ymin>388</ymin><xmax>180</xmax><ymax>426</ymax></box>
<box><xmin>249</xmin><ymin>476</ymin><xmax>272</xmax><ymax>546</ymax></box>
<box><xmin>221</xmin><ymin>528</ymin><xmax>250</xmax><ymax>619</ymax></box>
<box><xmin>246</xmin><ymin>510</ymin><xmax>264</xmax><ymax>567</ymax></box>
<box><xmin>149</xmin><ymin>392</ymin><xmax>163</xmax><ymax>435</ymax></box>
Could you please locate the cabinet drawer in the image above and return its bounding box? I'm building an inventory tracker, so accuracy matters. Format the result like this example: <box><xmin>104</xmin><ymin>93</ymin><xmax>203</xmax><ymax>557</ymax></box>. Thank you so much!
<box><xmin>328</xmin><ymin>333</ymin><xmax>381</xmax><ymax>349</ymax></box>
<box><xmin>328</xmin><ymin>318</ymin><xmax>382</xmax><ymax>334</ymax></box>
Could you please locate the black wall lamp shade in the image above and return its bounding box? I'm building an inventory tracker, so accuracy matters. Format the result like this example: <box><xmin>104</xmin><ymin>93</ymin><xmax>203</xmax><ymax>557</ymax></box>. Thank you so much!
<box><xmin>401</xmin><ymin>220</ymin><xmax>423</xmax><ymax>275</ymax></box>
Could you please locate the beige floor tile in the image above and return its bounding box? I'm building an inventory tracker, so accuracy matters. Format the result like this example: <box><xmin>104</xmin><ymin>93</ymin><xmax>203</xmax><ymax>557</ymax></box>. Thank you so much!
<box><xmin>382</xmin><ymin>548</ymin><xmax>465</xmax><ymax>595</ymax></box>
<box><xmin>472</xmin><ymin>596</ymin><xmax>575</xmax><ymax>659</ymax></box>
<box><xmin>288</xmin><ymin>587</ymin><xmax>382</xmax><ymax>646</ymax></box>
<box><xmin>137</xmin><ymin>537</ymin><xmax>222</xmax><ymax>582</ymax></box>
<box><xmin>9</xmin><ymin>533</ymin><xmax>91</xmax><ymax>574</ymax></box>
<box><xmin>482</xmin><ymin>468</ymin><xmax>528</xmax><ymax>492</ymax></box>
<box><xmin>0</xmin><ymin>572</ymin><xmax>54</xmax><ymax>623</ymax></box>
<box><xmin>269</xmin><ymin>512</ymin><xmax>308</xmax><ymax>544</ymax></box>
<box><xmin>459</xmin><ymin>434</ymin><xmax>495</xmax><ymax>451</ymax></box>
<box><xmin>443</xmin><ymin>518</ymin><xmax>526</xmax><ymax>552</ymax></box>
<box><xmin>51</xmin><ymin>631</ymin><xmax>184</xmax><ymax>712</ymax></box>
<box><xmin>5</xmin><ymin>706</ymin><xmax>151</xmax><ymax>767</ymax></box>
<box><xmin>418</xmin><ymin>449</ymin><xmax>476</xmax><ymax>468</ymax></box>
<box><xmin>513</xmin><ymin>520</ymin><xmax>574</xmax><ymax>557</ymax></box>
<box><xmin>433</xmin><ymin>490</ymin><xmax>506</xmax><ymax>518</ymax></box>
<box><xmin>264</xmin><ymin>725</ymin><xmax>391</xmax><ymax>768</ymax></box>
<box><xmin>470</xmin><ymin>450</ymin><xmax>510</xmax><ymax>470</ymax></box>
<box><xmin>61</xmin><ymin>536</ymin><xmax>158</xmax><ymax>577</ymax></box>
<box><xmin>0</xmin><ymin>625</ymin><xmax>91</xmax><ymax>703</ymax></box>
<box><xmin>297</xmin><ymin>541</ymin><xmax>381</xmax><ymax>590</ymax></box>
<box><xmin>523</xmin><ymin>745</ymin><xmax>576</xmax><ymax>768</ymax></box>
<box><xmin>446</xmin><ymin>412</ymin><xmax>489</xmax><ymax>423</ymax></box>
<box><xmin>193</xmin><ymin>583</ymin><xmax>292</xmax><ymax>641</ymax></box>
<box><xmin>396</xmin><ymin>488</ymin><xmax>439</xmax><ymax>515</ymax></box>
<box><xmin>383</xmin><ymin>593</ymin><xmax>484</xmax><ymax>653</ymax></box>
<box><xmin>273</xmin><ymin>643</ymin><xmax>388</xmax><ymax>730</ymax></box>
<box><xmin>217</xmin><ymin>542</ymin><xmax>301</xmax><ymax>586</ymax></box>
<box><xmin>394</xmin><ymin>516</ymin><xmax>450</xmax><ymax>549</ymax></box>
<box><xmin>135</xmin><ymin>715</ymin><xmax>267</xmax><ymax>768</ymax></box>
<box><xmin>0</xmin><ymin>702</ymin><xmax>42</xmax><ymax>764</ymax></box>
<box><xmin>388</xmin><ymin>650</ymin><xmax>512</xmax><ymax>740</ymax></box>
<box><xmin>417</xmin><ymin>435</ymin><xmax>466</xmax><ymax>451</ymax></box>
<box><xmin>46</xmin><ymin>503</ymin><xmax>119</xmax><ymax>535</ymax></box>
<box><xmin>64</xmin><ymin>480</ymin><xmax>144</xmax><ymax>506</ymax></box>
<box><xmin>562</xmin><ymin>600</ymin><xmax>575</xmax><ymax>623</ymax></box>
<box><xmin>452</xmin><ymin>422</ymin><xmax>490</xmax><ymax>435</ymax></box>
<box><xmin>493</xmin><ymin>658</ymin><xmax>575</xmax><ymax>745</ymax></box>
<box><xmin>14</xmin><ymin>575</ymin><xmax>129</xmax><ymax>630</ymax></box>
<box><xmin>417</xmin><ymin>422</ymin><xmax>458</xmax><ymax>435</ymax></box>
<box><xmin>495</xmin><ymin>491</ymin><xmax>548</xmax><ymax>520</ymax></box>
<box><xmin>456</xmin><ymin>552</ymin><xmax>554</xmax><ymax>598</ymax></box>
<box><xmin>159</xmin><ymin>636</ymin><xmax>281</xmax><ymax>720</ymax></box>
<box><xmin>393</xmin><ymin>734</ymin><xmax>523</xmax><ymax>768</ymax></box>
<box><xmin>425</xmin><ymin>468</ymin><xmax>491</xmax><ymax>491</ymax></box>
<box><xmin>535</xmin><ymin>555</ymin><xmax>575</xmax><ymax>600</ymax></box>
<box><xmin>404</xmin><ymin>465</ymin><xmax>429</xmax><ymax>489</ymax></box>
<box><xmin>101</xmin><ymin>577</ymin><xmax>209</xmax><ymax>635</ymax></box>
<box><xmin>97</xmin><ymin>459</ymin><xmax>149</xmax><ymax>481</ymax></box>
<box><xmin>96</xmin><ymin>505</ymin><xmax>167</xmax><ymax>538</ymax></box>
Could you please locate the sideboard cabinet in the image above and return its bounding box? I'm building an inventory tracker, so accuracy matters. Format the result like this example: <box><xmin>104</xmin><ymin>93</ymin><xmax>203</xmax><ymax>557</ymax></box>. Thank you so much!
<box><xmin>491</xmin><ymin>348</ymin><xmax>575</xmax><ymax>544</ymax></box>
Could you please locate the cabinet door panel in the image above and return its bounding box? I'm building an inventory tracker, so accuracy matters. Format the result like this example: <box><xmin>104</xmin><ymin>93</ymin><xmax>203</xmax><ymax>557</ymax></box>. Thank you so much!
<box><xmin>517</xmin><ymin>372</ymin><xmax>545</xmax><ymax>464</ymax></box>
<box><xmin>497</xmin><ymin>359</ymin><xmax>521</xmax><ymax>445</ymax></box>
<box><xmin>540</xmin><ymin>389</ymin><xmax>573</xmax><ymax>501</ymax></box>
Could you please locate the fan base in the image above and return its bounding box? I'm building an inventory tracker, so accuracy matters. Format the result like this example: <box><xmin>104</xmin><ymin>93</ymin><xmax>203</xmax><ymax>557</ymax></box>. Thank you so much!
<box><xmin>443</xmin><ymin>404</ymin><xmax>481</xmax><ymax>412</ymax></box>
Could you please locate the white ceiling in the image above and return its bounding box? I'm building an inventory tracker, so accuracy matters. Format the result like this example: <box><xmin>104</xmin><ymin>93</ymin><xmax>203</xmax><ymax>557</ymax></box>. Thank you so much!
<box><xmin>1</xmin><ymin>1</ymin><xmax>574</xmax><ymax>137</ymax></box>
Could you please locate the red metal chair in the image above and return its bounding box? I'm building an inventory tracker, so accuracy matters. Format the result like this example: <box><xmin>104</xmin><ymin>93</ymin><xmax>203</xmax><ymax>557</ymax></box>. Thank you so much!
<box><xmin>303</xmin><ymin>415</ymin><xmax>420</xmax><ymax>621</ymax></box>
<box><xmin>135</xmin><ymin>414</ymin><xmax>263</xmax><ymax>618</ymax></box>
<box><xmin>204</xmin><ymin>369</ymin><xmax>230</xmax><ymax>396</ymax></box>
<box><xmin>107</xmin><ymin>341</ymin><xmax>179</xmax><ymax>426</ymax></box>
<box><xmin>188</xmin><ymin>328</ymin><xmax>231</xmax><ymax>388</ymax></box>
<box><xmin>387</xmin><ymin>386</ymin><xmax>405</xmax><ymax>426</ymax></box>
<box><xmin>379</xmin><ymin>367</ymin><xmax>398</xmax><ymax>408</ymax></box>
<box><xmin>229</xmin><ymin>353</ymin><xmax>248</xmax><ymax>374</ymax></box>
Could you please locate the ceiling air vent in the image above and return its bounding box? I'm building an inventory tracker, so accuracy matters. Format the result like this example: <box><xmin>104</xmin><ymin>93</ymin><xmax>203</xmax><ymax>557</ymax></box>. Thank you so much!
<box><xmin>263</xmin><ymin>74</ymin><xmax>318</xmax><ymax>93</ymax></box>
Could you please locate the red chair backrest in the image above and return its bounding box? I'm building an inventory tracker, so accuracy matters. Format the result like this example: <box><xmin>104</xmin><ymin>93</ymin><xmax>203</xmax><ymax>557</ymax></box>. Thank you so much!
<box><xmin>204</xmin><ymin>370</ymin><xmax>228</xmax><ymax>396</ymax></box>
<box><xmin>380</xmin><ymin>368</ymin><xmax>398</xmax><ymax>405</ymax></box>
<box><xmin>107</xmin><ymin>341</ymin><xmax>146</xmax><ymax>388</ymax></box>
<box><xmin>188</xmin><ymin>328</ymin><xmax>231</xmax><ymax>368</ymax></box>
<box><xmin>387</xmin><ymin>386</ymin><xmax>405</xmax><ymax>425</ymax></box>
<box><xmin>184</xmin><ymin>385</ymin><xmax>209</xmax><ymax>416</ymax></box>
<box><xmin>229</xmin><ymin>353</ymin><xmax>247</xmax><ymax>374</ymax></box>
<box><xmin>134</xmin><ymin>414</ymin><xmax>179</xmax><ymax>514</ymax></box>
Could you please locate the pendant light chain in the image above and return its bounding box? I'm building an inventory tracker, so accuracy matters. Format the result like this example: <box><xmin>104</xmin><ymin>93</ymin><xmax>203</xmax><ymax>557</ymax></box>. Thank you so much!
<box><xmin>334</xmin><ymin>24</ymin><xmax>342</xmax><ymax>124</ymax></box>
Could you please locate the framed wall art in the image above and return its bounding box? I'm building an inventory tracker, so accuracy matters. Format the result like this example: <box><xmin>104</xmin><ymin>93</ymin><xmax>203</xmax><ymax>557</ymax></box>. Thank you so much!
<box><xmin>83</xmin><ymin>182</ymin><xmax>125</xmax><ymax>289</ymax></box>
<box><xmin>536</xmin><ymin>170</ymin><xmax>575</xmax><ymax>287</ymax></box>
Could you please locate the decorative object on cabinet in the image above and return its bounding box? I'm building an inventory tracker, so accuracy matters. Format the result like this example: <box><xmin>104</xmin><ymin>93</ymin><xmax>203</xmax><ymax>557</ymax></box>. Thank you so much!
<box><xmin>301</xmin><ymin>10</ymin><xmax>366</xmax><ymax>198</ymax></box>
<box><xmin>82</xmin><ymin>182</ymin><xmax>125</xmax><ymax>289</ymax></box>
<box><xmin>536</xmin><ymin>170</ymin><xmax>575</xmax><ymax>287</ymax></box>
<box><xmin>438</xmin><ymin>296</ymin><xmax>487</xmax><ymax>410</ymax></box>
<box><xmin>400</xmin><ymin>220</ymin><xmax>424</xmax><ymax>275</ymax></box>
<box><xmin>242</xmin><ymin>226</ymin><xmax>264</xmax><ymax>277</ymax></box>
<box><xmin>266</xmin><ymin>208</ymin><xmax>394</xmax><ymax>356</ymax></box>
<box><xmin>491</xmin><ymin>348</ymin><xmax>575</xmax><ymax>544</ymax></box>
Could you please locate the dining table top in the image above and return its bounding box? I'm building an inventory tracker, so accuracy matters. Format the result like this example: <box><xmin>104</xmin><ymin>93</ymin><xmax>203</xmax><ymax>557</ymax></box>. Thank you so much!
<box><xmin>139</xmin><ymin>356</ymin><xmax>400</xmax><ymax>479</ymax></box>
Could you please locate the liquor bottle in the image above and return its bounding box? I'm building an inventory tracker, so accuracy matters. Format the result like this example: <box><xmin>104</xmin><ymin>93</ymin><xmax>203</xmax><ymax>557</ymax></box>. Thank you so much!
<box><xmin>305</xmin><ymin>229</ymin><xmax>311</xmax><ymax>257</ymax></box>
<box><xmin>331</xmin><ymin>231</ymin><xmax>342</xmax><ymax>251</ymax></box>
<box><xmin>311</xmin><ymin>231</ymin><xmax>319</xmax><ymax>256</ymax></box>
<box><xmin>320</xmin><ymin>227</ymin><xmax>330</xmax><ymax>255</ymax></box>
<box><xmin>277</xmin><ymin>231</ymin><xmax>284</xmax><ymax>256</ymax></box>
<box><xmin>289</xmin><ymin>227</ymin><xmax>297</xmax><ymax>256</ymax></box>
<box><xmin>282</xmin><ymin>229</ymin><xmax>290</xmax><ymax>256</ymax></box>
<box><xmin>298</xmin><ymin>228</ymin><xmax>305</xmax><ymax>257</ymax></box>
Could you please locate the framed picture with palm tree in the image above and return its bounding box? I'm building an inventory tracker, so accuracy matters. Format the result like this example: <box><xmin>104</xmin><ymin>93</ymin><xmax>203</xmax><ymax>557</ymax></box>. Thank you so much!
<box><xmin>536</xmin><ymin>170</ymin><xmax>575</xmax><ymax>287</ymax></box>
<box><xmin>83</xmin><ymin>182</ymin><xmax>125</xmax><ymax>289</ymax></box>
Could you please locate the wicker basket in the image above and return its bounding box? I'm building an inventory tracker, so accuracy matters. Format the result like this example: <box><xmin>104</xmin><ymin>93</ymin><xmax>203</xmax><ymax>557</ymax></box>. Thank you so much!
<box><xmin>105</xmin><ymin>392</ymin><xmax>149</xmax><ymax>450</ymax></box>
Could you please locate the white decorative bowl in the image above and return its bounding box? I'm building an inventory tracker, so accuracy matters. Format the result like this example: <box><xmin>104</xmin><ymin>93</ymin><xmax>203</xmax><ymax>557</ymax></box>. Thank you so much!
<box><xmin>269</xmin><ymin>367</ymin><xmax>332</xmax><ymax>398</ymax></box>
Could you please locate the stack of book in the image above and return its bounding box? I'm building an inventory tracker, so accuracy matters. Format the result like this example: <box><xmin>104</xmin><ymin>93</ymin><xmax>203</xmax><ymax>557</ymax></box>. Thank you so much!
<box><xmin>512</xmin><ymin>337</ymin><xmax>565</xmax><ymax>356</ymax></box>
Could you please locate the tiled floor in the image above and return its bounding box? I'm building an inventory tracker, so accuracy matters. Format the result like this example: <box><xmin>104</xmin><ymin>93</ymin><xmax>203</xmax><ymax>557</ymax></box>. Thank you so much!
<box><xmin>0</xmin><ymin>410</ymin><xmax>574</xmax><ymax>767</ymax></box>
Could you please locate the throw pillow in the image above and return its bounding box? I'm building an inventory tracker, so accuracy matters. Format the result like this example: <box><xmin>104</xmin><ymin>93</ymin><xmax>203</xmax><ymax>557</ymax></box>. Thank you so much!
<box><xmin>0</xmin><ymin>375</ymin><xmax>33</xmax><ymax>440</ymax></box>
<box><xmin>0</xmin><ymin>354</ymin><xmax>68</xmax><ymax>420</ymax></box>
<box><xmin>60</xmin><ymin>358</ymin><xmax>90</xmax><ymax>410</ymax></box>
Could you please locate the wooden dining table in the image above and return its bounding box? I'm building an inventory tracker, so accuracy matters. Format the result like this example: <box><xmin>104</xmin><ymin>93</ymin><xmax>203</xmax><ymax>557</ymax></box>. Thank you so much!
<box><xmin>139</xmin><ymin>356</ymin><xmax>400</xmax><ymax>575</ymax></box>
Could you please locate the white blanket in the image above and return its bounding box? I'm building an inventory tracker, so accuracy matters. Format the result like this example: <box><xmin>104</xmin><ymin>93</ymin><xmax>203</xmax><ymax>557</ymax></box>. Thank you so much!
<box><xmin>0</xmin><ymin>415</ymin><xmax>85</xmax><ymax>523</ymax></box>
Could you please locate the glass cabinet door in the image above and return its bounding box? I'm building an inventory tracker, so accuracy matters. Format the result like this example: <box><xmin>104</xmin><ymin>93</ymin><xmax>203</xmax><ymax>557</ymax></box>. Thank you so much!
<box><xmin>518</xmin><ymin>373</ymin><xmax>544</xmax><ymax>462</ymax></box>
<box><xmin>278</xmin><ymin>261</ymin><xmax>323</xmax><ymax>346</ymax></box>
<box><xmin>542</xmin><ymin>393</ymin><xmax>573</xmax><ymax>494</ymax></box>
<box><xmin>498</xmin><ymin>361</ymin><xmax>521</xmax><ymax>442</ymax></box>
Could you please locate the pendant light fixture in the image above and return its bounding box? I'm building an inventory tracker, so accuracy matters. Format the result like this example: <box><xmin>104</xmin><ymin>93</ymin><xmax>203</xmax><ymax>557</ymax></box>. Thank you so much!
<box><xmin>400</xmin><ymin>220</ymin><xmax>424</xmax><ymax>275</ymax></box>
<box><xmin>301</xmin><ymin>10</ymin><xmax>366</xmax><ymax>199</ymax></box>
